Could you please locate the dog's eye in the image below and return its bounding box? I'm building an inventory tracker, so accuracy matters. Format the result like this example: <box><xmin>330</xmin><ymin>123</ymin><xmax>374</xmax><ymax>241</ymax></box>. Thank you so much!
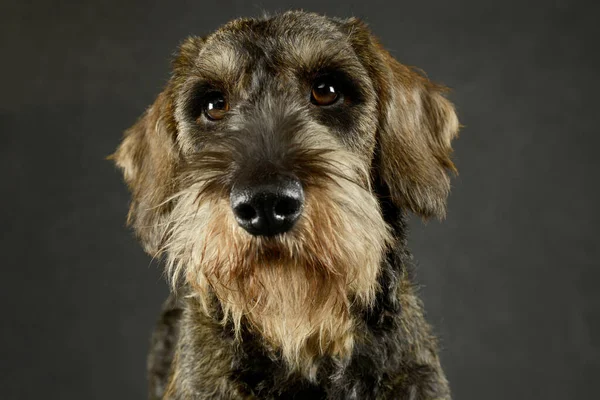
<box><xmin>204</xmin><ymin>93</ymin><xmax>229</xmax><ymax>121</ymax></box>
<box><xmin>311</xmin><ymin>79</ymin><xmax>339</xmax><ymax>106</ymax></box>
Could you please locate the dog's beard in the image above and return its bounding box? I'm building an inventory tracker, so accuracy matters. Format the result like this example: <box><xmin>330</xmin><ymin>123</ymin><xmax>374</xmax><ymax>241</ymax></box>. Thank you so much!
<box><xmin>162</xmin><ymin>148</ymin><xmax>391</xmax><ymax>377</ymax></box>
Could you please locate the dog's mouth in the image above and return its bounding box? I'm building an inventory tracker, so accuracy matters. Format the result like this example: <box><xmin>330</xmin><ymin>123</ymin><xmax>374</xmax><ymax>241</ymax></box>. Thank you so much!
<box><xmin>237</xmin><ymin>234</ymin><xmax>303</xmax><ymax>265</ymax></box>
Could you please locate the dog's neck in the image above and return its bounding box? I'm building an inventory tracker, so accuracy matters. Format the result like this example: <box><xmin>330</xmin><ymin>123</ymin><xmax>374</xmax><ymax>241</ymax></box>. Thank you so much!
<box><xmin>186</xmin><ymin>203</ymin><xmax>411</xmax><ymax>372</ymax></box>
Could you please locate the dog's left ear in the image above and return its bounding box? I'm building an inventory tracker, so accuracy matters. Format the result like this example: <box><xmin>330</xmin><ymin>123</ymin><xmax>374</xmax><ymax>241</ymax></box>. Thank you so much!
<box><xmin>345</xmin><ymin>19</ymin><xmax>460</xmax><ymax>219</ymax></box>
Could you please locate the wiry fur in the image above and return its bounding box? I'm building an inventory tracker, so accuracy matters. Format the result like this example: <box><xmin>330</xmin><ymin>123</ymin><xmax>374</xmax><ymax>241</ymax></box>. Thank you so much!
<box><xmin>163</xmin><ymin>123</ymin><xmax>391</xmax><ymax>374</ymax></box>
<box><xmin>113</xmin><ymin>11</ymin><xmax>459</xmax><ymax>399</ymax></box>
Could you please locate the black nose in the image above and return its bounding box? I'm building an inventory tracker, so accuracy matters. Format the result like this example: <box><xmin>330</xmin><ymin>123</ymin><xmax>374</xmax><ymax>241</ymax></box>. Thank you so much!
<box><xmin>230</xmin><ymin>176</ymin><xmax>304</xmax><ymax>236</ymax></box>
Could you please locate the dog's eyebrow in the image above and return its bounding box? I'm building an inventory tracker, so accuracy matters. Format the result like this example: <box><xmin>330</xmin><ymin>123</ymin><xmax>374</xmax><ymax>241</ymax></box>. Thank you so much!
<box><xmin>191</xmin><ymin>43</ymin><xmax>248</xmax><ymax>89</ymax></box>
<box><xmin>266</xmin><ymin>35</ymin><xmax>366</xmax><ymax>85</ymax></box>
<box><xmin>287</xmin><ymin>40</ymin><xmax>359</xmax><ymax>71</ymax></box>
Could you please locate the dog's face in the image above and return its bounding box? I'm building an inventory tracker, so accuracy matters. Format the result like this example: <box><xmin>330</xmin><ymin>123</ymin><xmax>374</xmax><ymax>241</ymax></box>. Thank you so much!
<box><xmin>113</xmin><ymin>11</ymin><xmax>458</xmax><ymax>374</ymax></box>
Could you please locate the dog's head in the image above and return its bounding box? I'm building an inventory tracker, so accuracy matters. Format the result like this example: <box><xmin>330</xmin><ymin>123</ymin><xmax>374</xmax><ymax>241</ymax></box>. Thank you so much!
<box><xmin>113</xmin><ymin>11</ymin><xmax>458</xmax><ymax>374</ymax></box>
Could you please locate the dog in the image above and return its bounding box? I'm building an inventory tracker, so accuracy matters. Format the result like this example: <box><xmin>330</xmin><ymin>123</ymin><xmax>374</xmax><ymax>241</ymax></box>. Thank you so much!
<box><xmin>112</xmin><ymin>11</ymin><xmax>459</xmax><ymax>399</ymax></box>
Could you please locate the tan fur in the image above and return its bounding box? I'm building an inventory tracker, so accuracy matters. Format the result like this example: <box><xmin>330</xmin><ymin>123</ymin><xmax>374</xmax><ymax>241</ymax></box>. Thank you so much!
<box><xmin>112</xmin><ymin>12</ymin><xmax>459</xmax><ymax>395</ymax></box>
<box><xmin>111</xmin><ymin>91</ymin><xmax>179</xmax><ymax>254</ymax></box>
<box><xmin>162</xmin><ymin>139</ymin><xmax>391</xmax><ymax>378</ymax></box>
<box><xmin>377</xmin><ymin>48</ymin><xmax>459</xmax><ymax>219</ymax></box>
<box><xmin>342</xmin><ymin>18</ymin><xmax>459</xmax><ymax>218</ymax></box>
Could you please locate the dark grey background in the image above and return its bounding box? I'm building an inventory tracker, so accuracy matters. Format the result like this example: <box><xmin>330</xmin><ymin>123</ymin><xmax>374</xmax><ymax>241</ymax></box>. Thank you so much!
<box><xmin>1</xmin><ymin>0</ymin><xmax>598</xmax><ymax>399</ymax></box>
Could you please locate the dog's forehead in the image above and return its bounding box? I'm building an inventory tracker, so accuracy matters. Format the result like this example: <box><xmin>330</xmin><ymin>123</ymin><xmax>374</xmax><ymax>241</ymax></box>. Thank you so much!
<box><xmin>196</xmin><ymin>13</ymin><xmax>357</xmax><ymax>78</ymax></box>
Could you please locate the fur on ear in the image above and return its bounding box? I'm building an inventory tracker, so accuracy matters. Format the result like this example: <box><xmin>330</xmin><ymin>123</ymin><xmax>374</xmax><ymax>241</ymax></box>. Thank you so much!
<box><xmin>111</xmin><ymin>91</ymin><xmax>179</xmax><ymax>255</ymax></box>
<box><xmin>110</xmin><ymin>36</ymin><xmax>204</xmax><ymax>254</ymax></box>
<box><xmin>345</xmin><ymin>18</ymin><xmax>460</xmax><ymax>219</ymax></box>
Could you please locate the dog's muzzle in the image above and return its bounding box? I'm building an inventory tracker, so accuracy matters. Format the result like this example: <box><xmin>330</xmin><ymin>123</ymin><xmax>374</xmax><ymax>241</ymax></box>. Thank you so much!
<box><xmin>230</xmin><ymin>175</ymin><xmax>304</xmax><ymax>236</ymax></box>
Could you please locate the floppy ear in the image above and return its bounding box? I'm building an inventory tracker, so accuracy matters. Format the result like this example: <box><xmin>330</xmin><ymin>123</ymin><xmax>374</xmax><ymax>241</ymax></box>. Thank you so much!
<box><xmin>111</xmin><ymin>91</ymin><xmax>179</xmax><ymax>255</ymax></box>
<box><xmin>111</xmin><ymin>36</ymin><xmax>204</xmax><ymax>254</ymax></box>
<box><xmin>378</xmin><ymin>56</ymin><xmax>459</xmax><ymax>219</ymax></box>
<box><xmin>346</xmin><ymin>19</ymin><xmax>459</xmax><ymax>219</ymax></box>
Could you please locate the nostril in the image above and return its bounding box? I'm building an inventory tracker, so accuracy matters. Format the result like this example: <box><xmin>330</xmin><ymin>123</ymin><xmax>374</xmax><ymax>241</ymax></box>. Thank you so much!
<box><xmin>230</xmin><ymin>177</ymin><xmax>304</xmax><ymax>236</ymax></box>
<box><xmin>274</xmin><ymin>197</ymin><xmax>302</xmax><ymax>219</ymax></box>
<box><xmin>234</xmin><ymin>203</ymin><xmax>257</xmax><ymax>221</ymax></box>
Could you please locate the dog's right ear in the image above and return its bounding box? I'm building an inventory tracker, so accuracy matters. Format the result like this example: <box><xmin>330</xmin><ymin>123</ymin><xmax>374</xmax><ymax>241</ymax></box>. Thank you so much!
<box><xmin>111</xmin><ymin>91</ymin><xmax>178</xmax><ymax>255</ymax></box>
<box><xmin>111</xmin><ymin>36</ymin><xmax>204</xmax><ymax>255</ymax></box>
